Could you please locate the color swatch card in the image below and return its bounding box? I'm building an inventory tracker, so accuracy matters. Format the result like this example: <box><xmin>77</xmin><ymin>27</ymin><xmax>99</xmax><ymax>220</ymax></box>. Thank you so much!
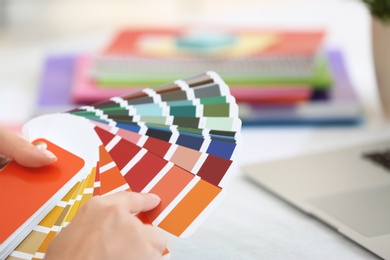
<box><xmin>0</xmin><ymin>139</ymin><xmax>88</xmax><ymax>259</ymax></box>
<box><xmin>2</xmin><ymin>71</ymin><xmax>241</xmax><ymax>259</ymax></box>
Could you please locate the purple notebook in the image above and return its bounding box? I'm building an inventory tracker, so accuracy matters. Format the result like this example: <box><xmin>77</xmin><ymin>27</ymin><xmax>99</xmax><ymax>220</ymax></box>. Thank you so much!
<box><xmin>36</xmin><ymin>55</ymin><xmax>78</xmax><ymax>114</ymax></box>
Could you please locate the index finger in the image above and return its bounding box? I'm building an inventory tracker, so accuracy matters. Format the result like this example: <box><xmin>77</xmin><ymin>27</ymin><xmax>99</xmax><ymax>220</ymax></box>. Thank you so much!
<box><xmin>101</xmin><ymin>191</ymin><xmax>161</xmax><ymax>214</ymax></box>
<box><xmin>0</xmin><ymin>126</ymin><xmax>57</xmax><ymax>167</ymax></box>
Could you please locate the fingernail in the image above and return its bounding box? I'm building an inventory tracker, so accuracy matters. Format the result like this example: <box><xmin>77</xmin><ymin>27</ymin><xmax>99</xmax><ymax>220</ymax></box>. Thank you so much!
<box><xmin>0</xmin><ymin>157</ymin><xmax>11</xmax><ymax>170</ymax></box>
<box><xmin>36</xmin><ymin>148</ymin><xmax>57</xmax><ymax>162</ymax></box>
<box><xmin>149</xmin><ymin>193</ymin><xmax>161</xmax><ymax>202</ymax></box>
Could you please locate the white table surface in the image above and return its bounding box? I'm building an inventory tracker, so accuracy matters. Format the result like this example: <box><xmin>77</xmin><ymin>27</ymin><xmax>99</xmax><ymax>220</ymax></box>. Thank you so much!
<box><xmin>1</xmin><ymin>0</ymin><xmax>389</xmax><ymax>259</ymax></box>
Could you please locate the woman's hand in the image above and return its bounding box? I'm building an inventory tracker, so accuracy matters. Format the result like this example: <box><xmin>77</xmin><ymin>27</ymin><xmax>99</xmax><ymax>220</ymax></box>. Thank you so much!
<box><xmin>0</xmin><ymin>125</ymin><xmax>57</xmax><ymax>168</ymax></box>
<box><xmin>45</xmin><ymin>191</ymin><xmax>167</xmax><ymax>260</ymax></box>
<box><xmin>0</xmin><ymin>126</ymin><xmax>167</xmax><ymax>259</ymax></box>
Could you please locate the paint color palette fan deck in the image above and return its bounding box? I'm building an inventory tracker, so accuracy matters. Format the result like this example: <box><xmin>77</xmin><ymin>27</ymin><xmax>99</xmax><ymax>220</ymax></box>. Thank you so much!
<box><xmin>1</xmin><ymin>71</ymin><xmax>241</xmax><ymax>259</ymax></box>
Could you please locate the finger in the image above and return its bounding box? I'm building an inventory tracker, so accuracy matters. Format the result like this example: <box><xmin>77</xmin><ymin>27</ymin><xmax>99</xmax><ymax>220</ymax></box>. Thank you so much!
<box><xmin>101</xmin><ymin>191</ymin><xmax>161</xmax><ymax>214</ymax></box>
<box><xmin>142</xmin><ymin>225</ymin><xmax>168</xmax><ymax>253</ymax></box>
<box><xmin>0</xmin><ymin>126</ymin><xmax>57</xmax><ymax>167</ymax></box>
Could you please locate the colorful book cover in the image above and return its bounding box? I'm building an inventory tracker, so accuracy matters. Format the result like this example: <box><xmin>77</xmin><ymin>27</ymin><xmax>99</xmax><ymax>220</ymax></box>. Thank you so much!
<box><xmin>89</xmin><ymin>27</ymin><xmax>328</xmax><ymax>87</ymax></box>
<box><xmin>102</xmin><ymin>27</ymin><xmax>324</xmax><ymax>57</ymax></box>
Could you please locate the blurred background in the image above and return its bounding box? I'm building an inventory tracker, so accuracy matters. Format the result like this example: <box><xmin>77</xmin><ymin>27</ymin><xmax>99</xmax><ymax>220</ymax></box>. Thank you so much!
<box><xmin>0</xmin><ymin>0</ymin><xmax>378</xmax><ymax>130</ymax></box>
<box><xmin>0</xmin><ymin>0</ymin><xmax>381</xmax><ymax>128</ymax></box>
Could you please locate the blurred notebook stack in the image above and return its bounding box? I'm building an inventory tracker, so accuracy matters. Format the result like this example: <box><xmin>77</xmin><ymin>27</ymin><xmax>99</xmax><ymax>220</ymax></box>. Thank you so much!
<box><xmin>36</xmin><ymin>26</ymin><xmax>363</xmax><ymax>126</ymax></box>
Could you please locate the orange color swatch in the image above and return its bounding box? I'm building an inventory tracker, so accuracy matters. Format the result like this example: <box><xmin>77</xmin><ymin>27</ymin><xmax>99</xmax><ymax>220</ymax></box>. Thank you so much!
<box><xmin>146</xmin><ymin>165</ymin><xmax>194</xmax><ymax>221</ymax></box>
<box><xmin>158</xmin><ymin>179</ymin><xmax>221</xmax><ymax>236</ymax></box>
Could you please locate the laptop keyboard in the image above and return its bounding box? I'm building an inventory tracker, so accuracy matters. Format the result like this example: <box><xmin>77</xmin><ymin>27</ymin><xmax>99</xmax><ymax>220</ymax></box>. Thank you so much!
<box><xmin>363</xmin><ymin>149</ymin><xmax>390</xmax><ymax>171</ymax></box>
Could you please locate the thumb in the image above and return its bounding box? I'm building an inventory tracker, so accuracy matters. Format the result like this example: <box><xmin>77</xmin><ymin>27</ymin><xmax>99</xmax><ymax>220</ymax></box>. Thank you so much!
<box><xmin>0</xmin><ymin>126</ymin><xmax>57</xmax><ymax>168</ymax></box>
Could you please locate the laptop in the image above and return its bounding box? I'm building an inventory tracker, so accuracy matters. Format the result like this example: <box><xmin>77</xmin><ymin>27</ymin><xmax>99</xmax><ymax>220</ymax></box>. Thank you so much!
<box><xmin>241</xmin><ymin>139</ymin><xmax>390</xmax><ymax>259</ymax></box>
